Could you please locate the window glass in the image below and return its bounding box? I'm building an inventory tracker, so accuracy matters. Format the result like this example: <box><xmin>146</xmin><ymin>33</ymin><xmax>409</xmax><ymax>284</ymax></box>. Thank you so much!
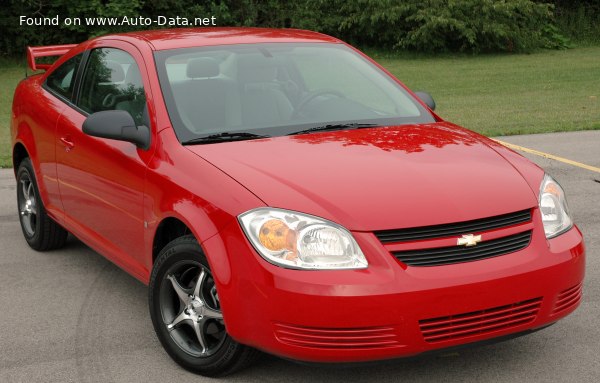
<box><xmin>45</xmin><ymin>54</ymin><xmax>82</xmax><ymax>100</ymax></box>
<box><xmin>155</xmin><ymin>43</ymin><xmax>434</xmax><ymax>142</ymax></box>
<box><xmin>78</xmin><ymin>48</ymin><xmax>147</xmax><ymax>125</ymax></box>
<box><xmin>294</xmin><ymin>49</ymin><xmax>405</xmax><ymax>115</ymax></box>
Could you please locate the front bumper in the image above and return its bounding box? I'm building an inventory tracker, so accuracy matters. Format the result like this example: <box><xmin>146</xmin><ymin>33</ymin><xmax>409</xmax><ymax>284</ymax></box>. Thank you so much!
<box><xmin>203</xmin><ymin>221</ymin><xmax>585</xmax><ymax>363</ymax></box>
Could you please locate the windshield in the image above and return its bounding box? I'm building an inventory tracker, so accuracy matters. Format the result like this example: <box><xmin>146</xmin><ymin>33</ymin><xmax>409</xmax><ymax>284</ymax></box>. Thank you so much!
<box><xmin>154</xmin><ymin>43</ymin><xmax>435</xmax><ymax>143</ymax></box>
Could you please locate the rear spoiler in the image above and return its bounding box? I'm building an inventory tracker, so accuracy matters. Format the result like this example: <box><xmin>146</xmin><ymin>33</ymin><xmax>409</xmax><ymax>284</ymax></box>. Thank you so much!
<box><xmin>27</xmin><ymin>44</ymin><xmax>77</xmax><ymax>71</ymax></box>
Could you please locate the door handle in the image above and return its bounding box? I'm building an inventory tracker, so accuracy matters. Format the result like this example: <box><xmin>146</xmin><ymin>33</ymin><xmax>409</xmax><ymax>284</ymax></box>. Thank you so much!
<box><xmin>60</xmin><ymin>136</ymin><xmax>75</xmax><ymax>152</ymax></box>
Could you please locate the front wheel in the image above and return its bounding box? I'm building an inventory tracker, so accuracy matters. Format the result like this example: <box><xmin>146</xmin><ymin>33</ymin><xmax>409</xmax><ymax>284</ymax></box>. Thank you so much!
<box><xmin>149</xmin><ymin>235</ymin><xmax>260</xmax><ymax>376</ymax></box>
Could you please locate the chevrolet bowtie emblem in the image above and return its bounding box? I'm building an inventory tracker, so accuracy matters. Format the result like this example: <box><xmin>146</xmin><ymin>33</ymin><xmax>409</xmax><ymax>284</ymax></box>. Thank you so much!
<box><xmin>457</xmin><ymin>234</ymin><xmax>482</xmax><ymax>247</ymax></box>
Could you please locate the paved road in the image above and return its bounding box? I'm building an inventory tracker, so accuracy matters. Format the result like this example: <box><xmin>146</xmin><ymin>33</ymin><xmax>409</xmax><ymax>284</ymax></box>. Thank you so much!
<box><xmin>0</xmin><ymin>131</ymin><xmax>598</xmax><ymax>382</ymax></box>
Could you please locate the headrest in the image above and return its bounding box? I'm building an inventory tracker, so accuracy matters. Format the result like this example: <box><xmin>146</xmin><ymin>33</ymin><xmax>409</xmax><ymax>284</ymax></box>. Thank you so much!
<box><xmin>237</xmin><ymin>55</ymin><xmax>277</xmax><ymax>84</ymax></box>
<box><xmin>187</xmin><ymin>57</ymin><xmax>219</xmax><ymax>78</ymax></box>
<box><xmin>104</xmin><ymin>60</ymin><xmax>125</xmax><ymax>83</ymax></box>
<box><xmin>124</xmin><ymin>66</ymin><xmax>143</xmax><ymax>87</ymax></box>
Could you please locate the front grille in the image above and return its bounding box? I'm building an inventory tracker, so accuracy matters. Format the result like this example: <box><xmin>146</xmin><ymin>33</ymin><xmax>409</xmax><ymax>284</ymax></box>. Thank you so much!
<box><xmin>273</xmin><ymin>323</ymin><xmax>402</xmax><ymax>350</ymax></box>
<box><xmin>552</xmin><ymin>283</ymin><xmax>583</xmax><ymax>315</ymax></box>
<box><xmin>419</xmin><ymin>297</ymin><xmax>542</xmax><ymax>343</ymax></box>
<box><xmin>393</xmin><ymin>230</ymin><xmax>531</xmax><ymax>267</ymax></box>
<box><xmin>374</xmin><ymin>209</ymin><xmax>531</xmax><ymax>243</ymax></box>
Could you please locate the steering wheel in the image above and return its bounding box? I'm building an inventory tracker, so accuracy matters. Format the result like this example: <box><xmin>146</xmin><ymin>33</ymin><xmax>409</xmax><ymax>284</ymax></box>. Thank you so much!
<box><xmin>293</xmin><ymin>89</ymin><xmax>345</xmax><ymax>118</ymax></box>
<box><xmin>102</xmin><ymin>93</ymin><xmax>117</xmax><ymax>109</ymax></box>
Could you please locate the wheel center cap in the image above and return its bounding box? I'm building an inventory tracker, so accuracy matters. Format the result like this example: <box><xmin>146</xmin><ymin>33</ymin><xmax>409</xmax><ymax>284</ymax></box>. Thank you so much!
<box><xmin>189</xmin><ymin>298</ymin><xmax>203</xmax><ymax>314</ymax></box>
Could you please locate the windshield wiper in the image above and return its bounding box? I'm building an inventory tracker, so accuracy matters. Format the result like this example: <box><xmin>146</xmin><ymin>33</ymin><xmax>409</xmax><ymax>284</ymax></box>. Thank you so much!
<box><xmin>288</xmin><ymin>123</ymin><xmax>377</xmax><ymax>136</ymax></box>
<box><xmin>182</xmin><ymin>132</ymin><xmax>270</xmax><ymax>145</ymax></box>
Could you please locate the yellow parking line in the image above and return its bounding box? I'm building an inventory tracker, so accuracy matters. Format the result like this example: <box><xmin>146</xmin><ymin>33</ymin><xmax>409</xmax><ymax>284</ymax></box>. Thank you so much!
<box><xmin>493</xmin><ymin>139</ymin><xmax>600</xmax><ymax>174</ymax></box>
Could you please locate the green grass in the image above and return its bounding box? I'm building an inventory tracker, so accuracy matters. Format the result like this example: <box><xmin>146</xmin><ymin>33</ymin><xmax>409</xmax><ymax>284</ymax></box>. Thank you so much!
<box><xmin>1</xmin><ymin>58</ymin><xmax>28</xmax><ymax>168</ymax></box>
<box><xmin>374</xmin><ymin>47</ymin><xmax>600</xmax><ymax>137</ymax></box>
<box><xmin>1</xmin><ymin>47</ymin><xmax>600</xmax><ymax>168</ymax></box>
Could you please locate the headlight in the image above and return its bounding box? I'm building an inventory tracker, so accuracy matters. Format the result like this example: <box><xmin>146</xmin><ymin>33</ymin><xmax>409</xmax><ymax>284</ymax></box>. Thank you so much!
<box><xmin>238</xmin><ymin>208</ymin><xmax>368</xmax><ymax>270</ymax></box>
<box><xmin>539</xmin><ymin>174</ymin><xmax>572</xmax><ymax>238</ymax></box>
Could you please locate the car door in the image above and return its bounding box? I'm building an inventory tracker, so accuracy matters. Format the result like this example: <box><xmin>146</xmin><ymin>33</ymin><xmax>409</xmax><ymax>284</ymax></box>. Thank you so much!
<box><xmin>26</xmin><ymin>53</ymin><xmax>83</xmax><ymax>220</ymax></box>
<box><xmin>55</xmin><ymin>42</ymin><xmax>153</xmax><ymax>279</ymax></box>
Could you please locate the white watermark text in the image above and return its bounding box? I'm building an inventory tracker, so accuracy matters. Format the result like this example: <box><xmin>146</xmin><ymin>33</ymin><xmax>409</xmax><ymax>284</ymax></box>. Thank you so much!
<box><xmin>19</xmin><ymin>15</ymin><xmax>217</xmax><ymax>27</ymax></box>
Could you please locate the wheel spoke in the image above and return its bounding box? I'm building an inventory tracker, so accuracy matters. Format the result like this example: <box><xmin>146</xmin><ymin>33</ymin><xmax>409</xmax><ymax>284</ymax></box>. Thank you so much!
<box><xmin>167</xmin><ymin>274</ymin><xmax>191</xmax><ymax>304</ymax></box>
<box><xmin>27</xmin><ymin>183</ymin><xmax>34</xmax><ymax>201</ymax></box>
<box><xmin>28</xmin><ymin>214</ymin><xmax>35</xmax><ymax>230</ymax></box>
<box><xmin>192</xmin><ymin>319</ymin><xmax>208</xmax><ymax>354</ymax></box>
<box><xmin>193</xmin><ymin>269</ymin><xmax>206</xmax><ymax>298</ymax></box>
<box><xmin>167</xmin><ymin>309</ymin><xmax>190</xmax><ymax>331</ymax></box>
<box><xmin>210</xmin><ymin>286</ymin><xmax>219</xmax><ymax>308</ymax></box>
<box><xmin>21</xmin><ymin>180</ymin><xmax>29</xmax><ymax>200</ymax></box>
<box><xmin>201</xmin><ymin>306</ymin><xmax>223</xmax><ymax>320</ymax></box>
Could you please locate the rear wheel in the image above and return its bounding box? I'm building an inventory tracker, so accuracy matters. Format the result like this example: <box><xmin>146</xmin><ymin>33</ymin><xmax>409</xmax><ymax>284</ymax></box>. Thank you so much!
<box><xmin>16</xmin><ymin>158</ymin><xmax>68</xmax><ymax>250</ymax></box>
<box><xmin>149</xmin><ymin>235</ymin><xmax>261</xmax><ymax>376</ymax></box>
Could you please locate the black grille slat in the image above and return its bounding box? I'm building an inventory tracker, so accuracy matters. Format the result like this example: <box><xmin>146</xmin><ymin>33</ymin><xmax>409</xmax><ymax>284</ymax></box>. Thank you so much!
<box><xmin>403</xmin><ymin>242</ymin><xmax>528</xmax><ymax>266</ymax></box>
<box><xmin>374</xmin><ymin>213</ymin><xmax>531</xmax><ymax>241</ymax></box>
<box><xmin>397</xmin><ymin>233</ymin><xmax>530</xmax><ymax>258</ymax></box>
<box><xmin>374</xmin><ymin>215</ymin><xmax>529</xmax><ymax>241</ymax></box>
<box><xmin>393</xmin><ymin>231</ymin><xmax>532</xmax><ymax>267</ymax></box>
<box><xmin>375</xmin><ymin>209</ymin><xmax>531</xmax><ymax>243</ymax></box>
<box><xmin>402</xmin><ymin>238</ymin><xmax>529</xmax><ymax>262</ymax></box>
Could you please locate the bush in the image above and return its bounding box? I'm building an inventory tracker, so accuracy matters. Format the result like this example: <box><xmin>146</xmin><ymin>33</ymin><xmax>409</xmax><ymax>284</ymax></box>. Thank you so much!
<box><xmin>404</xmin><ymin>0</ymin><xmax>567</xmax><ymax>52</ymax></box>
<box><xmin>307</xmin><ymin>0</ymin><xmax>568</xmax><ymax>53</ymax></box>
<box><xmin>553</xmin><ymin>2</ymin><xmax>600</xmax><ymax>46</ymax></box>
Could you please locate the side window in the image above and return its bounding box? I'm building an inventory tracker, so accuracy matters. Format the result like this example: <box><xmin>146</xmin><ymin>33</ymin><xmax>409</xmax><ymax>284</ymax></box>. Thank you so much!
<box><xmin>45</xmin><ymin>54</ymin><xmax>82</xmax><ymax>100</ymax></box>
<box><xmin>77</xmin><ymin>48</ymin><xmax>147</xmax><ymax>126</ymax></box>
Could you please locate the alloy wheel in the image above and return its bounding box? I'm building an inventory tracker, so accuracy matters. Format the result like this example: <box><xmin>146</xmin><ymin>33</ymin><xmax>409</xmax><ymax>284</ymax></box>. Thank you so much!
<box><xmin>159</xmin><ymin>261</ymin><xmax>226</xmax><ymax>357</ymax></box>
<box><xmin>18</xmin><ymin>171</ymin><xmax>37</xmax><ymax>237</ymax></box>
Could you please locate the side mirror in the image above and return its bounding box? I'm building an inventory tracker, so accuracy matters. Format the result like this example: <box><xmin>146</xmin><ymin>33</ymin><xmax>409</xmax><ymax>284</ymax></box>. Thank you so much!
<box><xmin>414</xmin><ymin>91</ymin><xmax>436</xmax><ymax>111</ymax></box>
<box><xmin>83</xmin><ymin>110</ymin><xmax>150</xmax><ymax>150</ymax></box>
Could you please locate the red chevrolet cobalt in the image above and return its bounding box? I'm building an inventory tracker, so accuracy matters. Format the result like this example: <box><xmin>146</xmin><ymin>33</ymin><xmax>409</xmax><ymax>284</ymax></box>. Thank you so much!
<box><xmin>11</xmin><ymin>28</ymin><xmax>584</xmax><ymax>376</ymax></box>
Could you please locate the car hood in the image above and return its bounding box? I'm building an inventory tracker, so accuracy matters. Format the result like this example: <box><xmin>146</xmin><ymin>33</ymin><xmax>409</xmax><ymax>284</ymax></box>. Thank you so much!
<box><xmin>186</xmin><ymin>123</ymin><xmax>538</xmax><ymax>231</ymax></box>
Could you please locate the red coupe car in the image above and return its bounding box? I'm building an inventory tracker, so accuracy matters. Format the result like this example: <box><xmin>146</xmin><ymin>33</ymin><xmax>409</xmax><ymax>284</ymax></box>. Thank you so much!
<box><xmin>11</xmin><ymin>28</ymin><xmax>584</xmax><ymax>376</ymax></box>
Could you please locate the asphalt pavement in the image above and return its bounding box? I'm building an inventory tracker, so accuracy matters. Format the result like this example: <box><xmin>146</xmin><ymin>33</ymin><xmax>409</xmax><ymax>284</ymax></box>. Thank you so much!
<box><xmin>0</xmin><ymin>130</ymin><xmax>598</xmax><ymax>382</ymax></box>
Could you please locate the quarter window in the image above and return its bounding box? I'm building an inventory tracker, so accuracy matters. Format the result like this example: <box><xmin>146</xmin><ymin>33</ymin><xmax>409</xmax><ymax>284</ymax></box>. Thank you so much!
<box><xmin>45</xmin><ymin>54</ymin><xmax>82</xmax><ymax>100</ymax></box>
<box><xmin>78</xmin><ymin>48</ymin><xmax>147</xmax><ymax>126</ymax></box>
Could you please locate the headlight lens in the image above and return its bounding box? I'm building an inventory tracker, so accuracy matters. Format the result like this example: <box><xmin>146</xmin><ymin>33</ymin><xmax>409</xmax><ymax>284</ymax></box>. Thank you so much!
<box><xmin>238</xmin><ymin>208</ymin><xmax>368</xmax><ymax>270</ymax></box>
<box><xmin>539</xmin><ymin>174</ymin><xmax>572</xmax><ymax>238</ymax></box>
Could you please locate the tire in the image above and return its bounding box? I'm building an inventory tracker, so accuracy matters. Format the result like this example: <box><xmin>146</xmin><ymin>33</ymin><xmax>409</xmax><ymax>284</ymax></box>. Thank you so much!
<box><xmin>16</xmin><ymin>157</ymin><xmax>68</xmax><ymax>251</ymax></box>
<box><xmin>149</xmin><ymin>235</ymin><xmax>261</xmax><ymax>377</ymax></box>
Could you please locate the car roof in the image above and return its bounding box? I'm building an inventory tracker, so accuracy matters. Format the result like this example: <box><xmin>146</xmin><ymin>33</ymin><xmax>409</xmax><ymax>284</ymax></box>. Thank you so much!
<box><xmin>109</xmin><ymin>27</ymin><xmax>341</xmax><ymax>51</ymax></box>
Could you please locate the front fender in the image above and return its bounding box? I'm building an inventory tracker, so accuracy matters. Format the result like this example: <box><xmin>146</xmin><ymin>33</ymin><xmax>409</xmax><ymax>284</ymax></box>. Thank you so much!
<box><xmin>143</xmin><ymin>128</ymin><xmax>266</xmax><ymax>283</ymax></box>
